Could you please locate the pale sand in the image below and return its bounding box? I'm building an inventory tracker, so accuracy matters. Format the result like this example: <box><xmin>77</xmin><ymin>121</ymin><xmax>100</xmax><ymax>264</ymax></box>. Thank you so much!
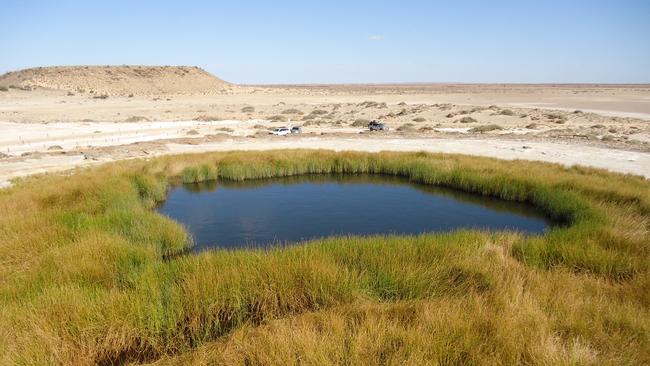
<box><xmin>1</xmin><ymin>82</ymin><xmax>649</xmax><ymax>187</ymax></box>
<box><xmin>1</xmin><ymin>119</ymin><xmax>648</xmax><ymax>188</ymax></box>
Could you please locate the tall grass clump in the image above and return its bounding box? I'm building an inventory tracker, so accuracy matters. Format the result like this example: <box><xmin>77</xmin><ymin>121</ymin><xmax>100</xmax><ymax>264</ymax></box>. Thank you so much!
<box><xmin>0</xmin><ymin>150</ymin><xmax>648</xmax><ymax>365</ymax></box>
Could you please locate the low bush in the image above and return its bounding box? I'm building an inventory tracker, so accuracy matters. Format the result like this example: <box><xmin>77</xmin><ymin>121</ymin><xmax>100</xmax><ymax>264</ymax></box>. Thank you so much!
<box><xmin>397</xmin><ymin>123</ymin><xmax>417</xmax><ymax>132</ymax></box>
<box><xmin>351</xmin><ymin>118</ymin><xmax>369</xmax><ymax>127</ymax></box>
<box><xmin>267</xmin><ymin>115</ymin><xmax>287</xmax><ymax>122</ymax></box>
<box><xmin>470</xmin><ymin>124</ymin><xmax>503</xmax><ymax>133</ymax></box>
<box><xmin>459</xmin><ymin>116</ymin><xmax>477</xmax><ymax>123</ymax></box>
<box><xmin>193</xmin><ymin>115</ymin><xmax>222</xmax><ymax>122</ymax></box>
<box><xmin>282</xmin><ymin>108</ymin><xmax>304</xmax><ymax>115</ymax></box>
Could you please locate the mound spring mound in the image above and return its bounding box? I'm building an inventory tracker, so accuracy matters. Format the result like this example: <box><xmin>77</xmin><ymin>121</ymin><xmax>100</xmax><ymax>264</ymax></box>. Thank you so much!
<box><xmin>0</xmin><ymin>65</ymin><xmax>231</xmax><ymax>96</ymax></box>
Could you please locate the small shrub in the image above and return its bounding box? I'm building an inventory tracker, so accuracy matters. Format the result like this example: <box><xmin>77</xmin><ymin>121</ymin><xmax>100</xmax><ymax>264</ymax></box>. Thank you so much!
<box><xmin>459</xmin><ymin>116</ymin><xmax>477</xmax><ymax>123</ymax></box>
<box><xmin>93</xmin><ymin>94</ymin><xmax>109</xmax><ymax>99</ymax></box>
<box><xmin>241</xmin><ymin>106</ymin><xmax>255</xmax><ymax>113</ymax></box>
<box><xmin>66</xmin><ymin>91</ymin><xmax>75</xmax><ymax>96</ymax></box>
<box><xmin>0</xmin><ymin>86</ymin><xmax>9</xmax><ymax>92</ymax></box>
<box><xmin>281</xmin><ymin>108</ymin><xmax>304</xmax><ymax>115</ymax></box>
<box><xmin>446</xmin><ymin>113</ymin><xmax>455</xmax><ymax>118</ymax></box>
<box><xmin>397</xmin><ymin>123</ymin><xmax>416</xmax><ymax>132</ymax></box>
<box><xmin>47</xmin><ymin>145</ymin><xmax>63</xmax><ymax>151</ymax></box>
<box><xmin>186</xmin><ymin>129</ymin><xmax>200</xmax><ymax>135</ymax></box>
<box><xmin>412</xmin><ymin>117</ymin><xmax>427</xmax><ymax>123</ymax></box>
<box><xmin>470</xmin><ymin>124</ymin><xmax>503</xmax><ymax>133</ymax></box>
<box><xmin>268</xmin><ymin>115</ymin><xmax>287</xmax><ymax>122</ymax></box>
<box><xmin>526</xmin><ymin>123</ymin><xmax>539</xmax><ymax>129</ymax></box>
<box><xmin>499</xmin><ymin>109</ymin><xmax>515</xmax><ymax>116</ymax></box>
<box><xmin>194</xmin><ymin>115</ymin><xmax>222</xmax><ymax>122</ymax></box>
<box><xmin>310</xmin><ymin>109</ymin><xmax>328</xmax><ymax>115</ymax></box>
<box><xmin>124</xmin><ymin>116</ymin><xmax>149</xmax><ymax>122</ymax></box>
<box><xmin>351</xmin><ymin>119</ymin><xmax>369</xmax><ymax>127</ymax></box>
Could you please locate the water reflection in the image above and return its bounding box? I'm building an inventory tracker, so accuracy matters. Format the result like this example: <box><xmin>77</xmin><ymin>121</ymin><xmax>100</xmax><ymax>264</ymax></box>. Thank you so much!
<box><xmin>158</xmin><ymin>174</ymin><xmax>552</xmax><ymax>250</ymax></box>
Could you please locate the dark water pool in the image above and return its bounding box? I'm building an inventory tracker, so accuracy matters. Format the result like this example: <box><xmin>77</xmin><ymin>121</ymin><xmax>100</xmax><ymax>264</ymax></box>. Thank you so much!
<box><xmin>157</xmin><ymin>175</ymin><xmax>552</xmax><ymax>250</ymax></box>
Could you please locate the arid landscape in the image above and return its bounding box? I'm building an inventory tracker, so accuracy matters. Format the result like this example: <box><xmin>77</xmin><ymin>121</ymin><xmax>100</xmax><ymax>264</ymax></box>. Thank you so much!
<box><xmin>3</xmin><ymin>1</ymin><xmax>650</xmax><ymax>364</ymax></box>
<box><xmin>1</xmin><ymin>66</ymin><xmax>649</xmax><ymax>188</ymax></box>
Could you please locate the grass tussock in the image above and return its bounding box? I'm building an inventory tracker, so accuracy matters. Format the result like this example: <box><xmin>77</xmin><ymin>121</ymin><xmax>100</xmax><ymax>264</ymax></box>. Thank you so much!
<box><xmin>0</xmin><ymin>150</ymin><xmax>648</xmax><ymax>365</ymax></box>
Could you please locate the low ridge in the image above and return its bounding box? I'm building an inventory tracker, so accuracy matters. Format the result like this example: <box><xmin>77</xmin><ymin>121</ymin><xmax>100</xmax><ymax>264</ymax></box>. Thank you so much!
<box><xmin>0</xmin><ymin>65</ymin><xmax>231</xmax><ymax>96</ymax></box>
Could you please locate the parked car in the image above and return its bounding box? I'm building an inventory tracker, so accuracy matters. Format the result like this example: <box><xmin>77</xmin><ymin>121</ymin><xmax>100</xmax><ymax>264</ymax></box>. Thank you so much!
<box><xmin>271</xmin><ymin>127</ymin><xmax>291</xmax><ymax>136</ymax></box>
<box><xmin>291</xmin><ymin>126</ymin><xmax>302</xmax><ymax>134</ymax></box>
<box><xmin>368</xmin><ymin>120</ymin><xmax>389</xmax><ymax>131</ymax></box>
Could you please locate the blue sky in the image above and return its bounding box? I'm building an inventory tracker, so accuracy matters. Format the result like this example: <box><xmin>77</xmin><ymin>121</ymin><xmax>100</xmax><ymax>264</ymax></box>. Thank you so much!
<box><xmin>2</xmin><ymin>0</ymin><xmax>649</xmax><ymax>84</ymax></box>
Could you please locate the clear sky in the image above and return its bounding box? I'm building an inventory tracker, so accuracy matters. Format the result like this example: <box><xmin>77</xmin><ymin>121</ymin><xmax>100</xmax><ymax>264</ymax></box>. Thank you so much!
<box><xmin>2</xmin><ymin>0</ymin><xmax>649</xmax><ymax>84</ymax></box>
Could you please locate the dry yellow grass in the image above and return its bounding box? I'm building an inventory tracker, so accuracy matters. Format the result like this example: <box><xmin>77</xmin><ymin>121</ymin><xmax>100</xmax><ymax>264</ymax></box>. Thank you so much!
<box><xmin>0</xmin><ymin>150</ymin><xmax>648</xmax><ymax>365</ymax></box>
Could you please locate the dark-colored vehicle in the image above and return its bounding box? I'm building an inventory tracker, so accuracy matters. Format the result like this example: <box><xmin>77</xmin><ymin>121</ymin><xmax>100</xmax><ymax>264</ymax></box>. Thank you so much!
<box><xmin>368</xmin><ymin>120</ymin><xmax>389</xmax><ymax>131</ymax></box>
<box><xmin>291</xmin><ymin>126</ymin><xmax>302</xmax><ymax>134</ymax></box>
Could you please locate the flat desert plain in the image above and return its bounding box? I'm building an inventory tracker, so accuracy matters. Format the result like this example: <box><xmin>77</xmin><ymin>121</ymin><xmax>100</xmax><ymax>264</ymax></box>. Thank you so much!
<box><xmin>1</xmin><ymin>66</ymin><xmax>649</xmax><ymax>187</ymax></box>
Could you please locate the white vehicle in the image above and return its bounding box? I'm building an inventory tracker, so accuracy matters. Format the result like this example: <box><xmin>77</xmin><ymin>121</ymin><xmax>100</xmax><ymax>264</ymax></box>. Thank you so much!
<box><xmin>271</xmin><ymin>127</ymin><xmax>291</xmax><ymax>136</ymax></box>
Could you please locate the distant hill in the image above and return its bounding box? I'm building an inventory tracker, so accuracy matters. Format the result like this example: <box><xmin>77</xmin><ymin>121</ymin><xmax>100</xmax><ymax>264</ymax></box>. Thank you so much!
<box><xmin>0</xmin><ymin>65</ymin><xmax>231</xmax><ymax>96</ymax></box>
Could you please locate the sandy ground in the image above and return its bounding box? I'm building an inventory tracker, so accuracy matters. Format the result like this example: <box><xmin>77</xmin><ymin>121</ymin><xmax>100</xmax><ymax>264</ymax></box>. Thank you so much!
<box><xmin>1</xmin><ymin>83</ymin><xmax>649</xmax><ymax>187</ymax></box>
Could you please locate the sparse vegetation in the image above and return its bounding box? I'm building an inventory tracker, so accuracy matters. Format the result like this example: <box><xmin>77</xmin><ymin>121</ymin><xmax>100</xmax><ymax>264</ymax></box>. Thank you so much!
<box><xmin>241</xmin><ymin>106</ymin><xmax>255</xmax><ymax>113</ymax></box>
<box><xmin>351</xmin><ymin>118</ymin><xmax>370</xmax><ymax>127</ymax></box>
<box><xmin>124</xmin><ymin>116</ymin><xmax>150</xmax><ymax>122</ymax></box>
<box><xmin>193</xmin><ymin>115</ymin><xmax>222</xmax><ymax>122</ymax></box>
<box><xmin>92</xmin><ymin>93</ymin><xmax>109</xmax><ymax>99</ymax></box>
<box><xmin>0</xmin><ymin>86</ymin><xmax>8</xmax><ymax>92</ymax></box>
<box><xmin>281</xmin><ymin>108</ymin><xmax>304</xmax><ymax>115</ymax></box>
<box><xmin>358</xmin><ymin>101</ymin><xmax>387</xmax><ymax>108</ymax></box>
<box><xmin>459</xmin><ymin>116</ymin><xmax>478</xmax><ymax>123</ymax></box>
<box><xmin>526</xmin><ymin>123</ymin><xmax>540</xmax><ymax>129</ymax></box>
<box><xmin>470</xmin><ymin>124</ymin><xmax>503</xmax><ymax>133</ymax></box>
<box><xmin>310</xmin><ymin>109</ymin><xmax>328</xmax><ymax>115</ymax></box>
<box><xmin>46</xmin><ymin>145</ymin><xmax>63</xmax><ymax>150</ymax></box>
<box><xmin>545</xmin><ymin>113</ymin><xmax>568</xmax><ymax>124</ymax></box>
<box><xmin>267</xmin><ymin>115</ymin><xmax>288</xmax><ymax>122</ymax></box>
<box><xmin>397</xmin><ymin>123</ymin><xmax>416</xmax><ymax>132</ymax></box>
<box><xmin>499</xmin><ymin>109</ymin><xmax>515</xmax><ymax>116</ymax></box>
<box><xmin>186</xmin><ymin>129</ymin><xmax>200</xmax><ymax>135</ymax></box>
<box><xmin>412</xmin><ymin>117</ymin><xmax>427</xmax><ymax>122</ymax></box>
<box><xmin>0</xmin><ymin>150</ymin><xmax>648</xmax><ymax>364</ymax></box>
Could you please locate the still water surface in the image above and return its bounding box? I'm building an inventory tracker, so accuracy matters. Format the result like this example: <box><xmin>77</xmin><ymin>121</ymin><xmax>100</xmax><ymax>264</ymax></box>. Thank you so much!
<box><xmin>157</xmin><ymin>175</ymin><xmax>551</xmax><ymax>250</ymax></box>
